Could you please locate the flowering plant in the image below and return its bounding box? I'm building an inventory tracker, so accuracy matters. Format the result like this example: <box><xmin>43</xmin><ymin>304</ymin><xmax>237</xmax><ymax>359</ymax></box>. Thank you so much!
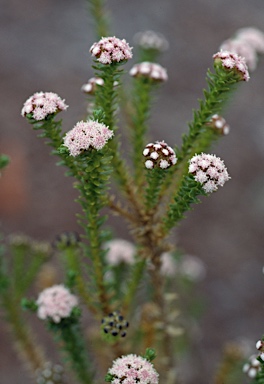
<box><xmin>1</xmin><ymin>1</ymin><xmax>264</xmax><ymax>384</ymax></box>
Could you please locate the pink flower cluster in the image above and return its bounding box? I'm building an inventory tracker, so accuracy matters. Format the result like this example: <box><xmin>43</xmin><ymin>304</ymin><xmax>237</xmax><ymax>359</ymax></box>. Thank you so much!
<box><xmin>188</xmin><ymin>153</ymin><xmax>230</xmax><ymax>193</ymax></box>
<box><xmin>36</xmin><ymin>284</ymin><xmax>78</xmax><ymax>323</ymax></box>
<box><xmin>90</xmin><ymin>36</ymin><xmax>133</xmax><ymax>65</ymax></box>
<box><xmin>143</xmin><ymin>141</ymin><xmax>177</xmax><ymax>170</ymax></box>
<box><xmin>63</xmin><ymin>120</ymin><xmax>114</xmax><ymax>157</ymax></box>
<box><xmin>21</xmin><ymin>92</ymin><xmax>68</xmax><ymax>121</ymax></box>
<box><xmin>220</xmin><ymin>27</ymin><xmax>264</xmax><ymax>71</ymax></box>
<box><xmin>129</xmin><ymin>62</ymin><xmax>168</xmax><ymax>82</ymax></box>
<box><xmin>213</xmin><ymin>51</ymin><xmax>250</xmax><ymax>81</ymax></box>
<box><xmin>108</xmin><ymin>354</ymin><xmax>159</xmax><ymax>384</ymax></box>
<box><xmin>105</xmin><ymin>239</ymin><xmax>136</xmax><ymax>266</ymax></box>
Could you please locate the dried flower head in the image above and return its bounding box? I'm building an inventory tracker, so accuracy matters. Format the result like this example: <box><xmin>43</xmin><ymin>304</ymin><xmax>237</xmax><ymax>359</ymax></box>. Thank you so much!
<box><xmin>133</xmin><ymin>30</ymin><xmax>169</xmax><ymax>52</ymax></box>
<box><xmin>143</xmin><ymin>141</ymin><xmax>177</xmax><ymax>170</ymax></box>
<box><xmin>243</xmin><ymin>355</ymin><xmax>261</xmax><ymax>379</ymax></box>
<box><xmin>63</xmin><ymin>120</ymin><xmax>113</xmax><ymax>156</ymax></box>
<box><xmin>36</xmin><ymin>284</ymin><xmax>78</xmax><ymax>323</ymax></box>
<box><xmin>219</xmin><ymin>38</ymin><xmax>257</xmax><ymax>71</ymax></box>
<box><xmin>105</xmin><ymin>239</ymin><xmax>136</xmax><ymax>265</ymax></box>
<box><xmin>129</xmin><ymin>62</ymin><xmax>168</xmax><ymax>82</ymax></box>
<box><xmin>35</xmin><ymin>362</ymin><xmax>64</xmax><ymax>384</ymax></box>
<box><xmin>21</xmin><ymin>92</ymin><xmax>68</xmax><ymax>121</ymax></box>
<box><xmin>207</xmin><ymin>114</ymin><xmax>230</xmax><ymax>135</ymax></box>
<box><xmin>236</xmin><ymin>27</ymin><xmax>264</xmax><ymax>54</ymax></box>
<box><xmin>102</xmin><ymin>311</ymin><xmax>129</xmax><ymax>338</ymax></box>
<box><xmin>90</xmin><ymin>36</ymin><xmax>133</xmax><ymax>64</ymax></box>
<box><xmin>81</xmin><ymin>77</ymin><xmax>104</xmax><ymax>94</ymax></box>
<box><xmin>213</xmin><ymin>51</ymin><xmax>250</xmax><ymax>81</ymax></box>
<box><xmin>189</xmin><ymin>153</ymin><xmax>230</xmax><ymax>193</ymax></box>
<box><xmin>108</xmin><ymin>354</ymin><xmax>159</xmax><ymax>384</ymax></box>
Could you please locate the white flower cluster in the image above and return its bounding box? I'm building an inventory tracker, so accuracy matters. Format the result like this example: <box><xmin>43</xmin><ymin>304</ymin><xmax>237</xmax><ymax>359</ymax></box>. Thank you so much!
<box><xmin>63</xmin><ymin>120</ymin><xmax>113</xmax><ymax>157</ymax></box>
<box><xmin>81</xmin><ymin>77</ymin><xmax>104</xmax><ymax>94</ymax></box>
<box><xmin>213</xmin><ymin>51</ymin><xmax>250</xmax><ymax>81</ymax></box>
<box><xmin>37</xmin><ymin>284</ymin><xmax>78</xmax><ymax>323</ymax></box>
<box><xmin>90</xmin><ymin>36</ymin><xmax>133</xmax><ymax>64</ymax></box>
<box><xmin>189</xmin><ymin>153</ymin><xmax>230</xmax><ymax>193</ymax></box>
<box><xmin>129</xmin><ymin>62</ymin><xmax>168</xmax><ymax>82</ymax></box>
<box><xmin>108</xmin><ymin>354</ymin><xmax>159</xmax><ymax>384</ymax></box>
<box><xmin>21</xmin><ymin>92</ymin><xmax>68</xmax><ymax>121</ymax></box>
<box><xmin>133</xmin><ymin>30</ymin><xmax>169</xmax><ymax>52</ymax></box>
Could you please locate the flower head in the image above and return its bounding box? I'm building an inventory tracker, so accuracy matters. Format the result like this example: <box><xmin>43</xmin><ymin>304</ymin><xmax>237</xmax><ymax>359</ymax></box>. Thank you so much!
<box><xmin>243</xmin><ymin>355</ymin><xmax>261</xmax><ymax>379</ymax></box>
<box><xmin>35</xmin><ymin>362</ymin><xmax>64</xmax><ymax>384</ymax></box>
<box><xmin>189</xmin><ymin>153</ymin><xmax>230</xmax><ymax>193</ymax></box>
<box><xmin>81</xmin><ymin>77</ymin><xmax>104</xmax><ymax>95</ymax></box>
<box><xmin>63</xmin><ymin>120</ymin><xmax>113</xmax><ymax>156</ymax></box>
<box><xmin>90</xmin><ymin>36</ymin><xmax>133</xmax><ymax>64</ymax></box>
<box><xmin>129</xmin><ymin>62</ymin><xmax>168</xmax><ymax>82</ymax></box>
<box><xmin>108</xmin><ymin>354</ymin><xmax>159</xmax><ymax>384</ymax></box>
<box><xmin>236</xmin><ymin>27</ymin><xmax>264</xmax><ymax>54</ymax></box>
<box><xmin>21</xmin><ymin>92</ymin><xmax>68</xmax><ymax>121</ymax></box>
<box><xmin>102</xmin><ymin>311</ymin><xmax>129</xmax><ymax>338</ymax></box>
<box><xmin>219</xmin><ymin>39</ymin><xmax>257</xmax><ymax>71</ymax></box>
<box><xmin>207</xmin><ymin>114</ymin><xmax>230</xmax><ymax>135</ymax></box>
<box><xmin>213</xmin><ymin>51</ymin><xmax>250</xmax><ymax>81</ymax></box>
<box><xmin>143</xmin><ymin>141</ymin><xmax>177</xmax><ymax>170</ymax></box>
<box><xmin>36</xmin><ymin>284</ymin><xmax>78</xmax><ymax>323</ymax></box>
<box><xmin>133</xmin><ymin>30</ymin><xmax>169</xmax><ymax>52</ymax></box>
<box><xmin>105</xmin><ymin>239</ymin><xmax>136</xmax><ymax>265</ymax></box>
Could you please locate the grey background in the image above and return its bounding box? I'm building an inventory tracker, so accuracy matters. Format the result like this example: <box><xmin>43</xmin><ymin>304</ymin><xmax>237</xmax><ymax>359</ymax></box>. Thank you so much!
<box><xmin>1</xmin><ymin>0</ymin><xmax>264</xmax><ymax>383</ymax></box>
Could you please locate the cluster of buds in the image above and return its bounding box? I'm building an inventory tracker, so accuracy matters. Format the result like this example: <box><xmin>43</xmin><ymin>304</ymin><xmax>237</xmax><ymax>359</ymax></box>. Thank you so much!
<box><xmin>213</xmin><ymin>51</ymin><xmax>250</xmax><ymax>81</ymax></box>
<box><xmin>107</xmin><ymin>354</ymin><xmax>159</xmax><ymax>384</ymax></box>
<box><xmin>35</xmin><ymin>362</ymin><xmax>64</xmax><ymax>384</ymax></box>
<box><xmin>63</xmin><ymin>120</ymin><xmax>113</xmax><ymax>157</ymax></box>
<box><xmin>21</xmin><ymin>92</ymin><xmax>68</xmax><ymax>121</ymax></box>
<box><xmin>101</xmin><ymin>311</ymin><xmax>129</xmax><ymax>337</ymax></box>
<box><xmin>36</xmin><ymin>284</ymin><xmax>78</xmax><ymax>323</ymax></box>
<box><xmin>143</xmin><ymin>141</ymin><xmax>177</xmax><ymax>170</ymax></box>
<box><xmin>133</xmin><ymin>30</ymin><xmax>169</xmax><ymax>52</ymax></box>
<box><xmin>220</xmin><ymin>27</ymin><xmax>264</xmax><ymax>71</ymax></box>
<box><xmin>53</xmin><ymin>231</ymin><xmax>81</xmax><ymax>249</ymax></box>
<box><xmin>81</xmin><ymin>77</ymin><xmax>104</xmax><ymax>95</ymax></box>
<box><xmin>90</xmin><ymin>36</ymin><xmax>133</xmax><ymax>65</ymax></box>
<box><xmin>243</xmin><ymin>355</ymin><xmax>261</xmax><ymax>379</ymax></box>
<box><xmin>129</xmin><ymin>62</ymin><xmax>168</xmax><ymax>82</ymax></box>
<box><xmin>188</xmin><ymin>153</ymin><xmax>230</xmax><ymax>193</ymax></box>
<box><xmin>207</xmin><ymin>114</ymin><xmax>230</xmax><ymax>135</ymax></box>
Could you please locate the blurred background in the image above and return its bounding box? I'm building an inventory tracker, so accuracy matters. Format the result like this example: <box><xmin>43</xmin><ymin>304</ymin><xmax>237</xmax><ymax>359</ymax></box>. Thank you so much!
<box><xmin>1</xmin><ymin>0</ymin><xmax>264</xmax><ymax>383</ymax></box>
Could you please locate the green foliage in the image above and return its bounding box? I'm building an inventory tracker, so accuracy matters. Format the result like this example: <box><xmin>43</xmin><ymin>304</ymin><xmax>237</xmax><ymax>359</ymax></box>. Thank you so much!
<box><xmin>144</xmin><ymin>347</ymin><xmax>157</xmax><ymax>362</ymax></box>
<box><xmin>145</xmin><ymin>168</ymin><xmax>168</xmax><ymax>211</ymax></box>
<box><xmin>86</xmin><ymin>0</ymin><xmax>110</xmax><ymax>39</ymax></box>
<box><xmin>163</xmin><ymin>175</ymin><xmax>207</xmax><ymax>231</ymax></box>
<box><xmin>0</xmin><ymin>154</ymin><xmax>9</xmax><ymax>169</ymax></box>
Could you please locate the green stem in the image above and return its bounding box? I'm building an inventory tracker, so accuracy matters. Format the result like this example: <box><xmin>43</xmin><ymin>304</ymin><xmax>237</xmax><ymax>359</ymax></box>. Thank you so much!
<box><xmin>122</xmin><ymin>259</ymin><xmax>146</xmax><ymax>314</ymax></box>
<box><xmin>144</xmin><ymin>168</ymin><xmax>167</xmax><ymax>211</ymax></box>
<box><xmin>86</xmin><ymin>0</ymin><xmax>110</xmax><ymax>39</ymax></box>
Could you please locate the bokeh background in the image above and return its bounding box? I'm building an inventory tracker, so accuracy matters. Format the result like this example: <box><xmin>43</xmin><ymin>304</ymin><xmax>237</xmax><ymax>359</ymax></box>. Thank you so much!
<box><xmin>1</xmin><ymin>0</ymin><xmax>264</xmax><ymax>383</ymax></box>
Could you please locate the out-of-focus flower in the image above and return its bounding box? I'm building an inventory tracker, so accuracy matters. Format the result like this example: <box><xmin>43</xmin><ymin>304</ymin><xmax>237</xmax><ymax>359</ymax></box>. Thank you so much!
<box><xmin>133</xmin><ymin>30</ymin><xmax>169</xmax><ymax>52</ymax></box>
<box><xmin>101</xmin><ymin>311</ymin><xmax>129</xmax><ymax>338</ymax></box>
<box><xmin>90</xmin><ymin>36</ymin><xmax>133</xmax><ymax>64</ymax></box>
<box><xmin>108</xmin><ymin>354</ymin><xmax>159</xmax><ymax>384</ymax></box>
<box><xmin>63</xmin><ymin>120</ymin><xmax>113</xmax><ymax>157</ymax></box>
<box><xmin>143</xmin><ymin>141</ymin><xmax>177</xmax><ymax>170</ymax></box>
<box><xmin>104</xmin><ymin>239</ymin><xmax>136</xmax><ymax>265</ymax></box>
<box><xmin>236</xmin><ymin>27</ymin><xmax>264</xmax><ymax>54</ymax></box>
<box><xmin>243</xmin><ymin>355</ymin><xmax>261</xmax><ymax>379</ymax></box>
<box><xmin>213</xmin><ymin>51</ymin><xmax>250</xmax><ymax>81</ymax></box>
<box><xmin>36</xmin><ymin>284</ymin><xmax>78</xmax><ymax>323</ymax></box>
<box><xmin>189</xmin><ymin>153</ymin><xmax>230</xmax><ymax>193</ymax></box>
<box><xmin>129</xmin><ymin>62</ymin><xmax>168</xmax><ymax>82</ymax></box>
<box><xmin>177</xmin><ymin>254</ymin><xmax>206</xmax><ymax>282</ymax></box>
<box><xmin>81</xmin><ymin>77</ymin><xmax>104</xmax><ymax>94</ymax></box>
<box><xmin>160</xmin><ymin>252</ymin><xmax>177</xmax><ymax>277</ymax></box>
<box><xmin>35</xmin><ymin>362</ymin><xmax>65</xmax><ymax>384</ymax></box>
<box><xmin>207</xmin><ymin>114</ymin><xmax>230</xmax><ymax>135</ymax></box>
<box><xmin>21</xmin><ymin>92</ymin><xmax>68</xmax><ymax>121</ymax></box>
